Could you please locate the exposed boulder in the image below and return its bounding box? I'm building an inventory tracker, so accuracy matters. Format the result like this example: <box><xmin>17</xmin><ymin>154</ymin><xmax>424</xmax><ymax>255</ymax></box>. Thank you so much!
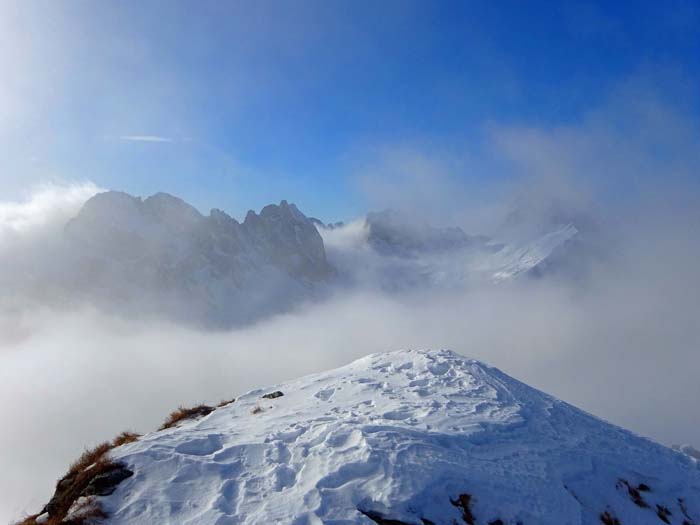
<box><xmin>261</xmin><ymin>390</ymin><xmax>284</xmax><ymax>399</ymax></box>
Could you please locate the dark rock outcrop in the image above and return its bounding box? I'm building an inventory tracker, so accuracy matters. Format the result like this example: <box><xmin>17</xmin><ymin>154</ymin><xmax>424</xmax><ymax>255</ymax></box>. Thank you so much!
<box><xmin>43</xmin><ymin>462</ymin><xmax>133</xmax><ymax>518</ymax></box>
<box><xmin>262</xmin><ymin>390</ymin><xmax>284</xmax><ymax>399</ymax></box>
<box><xmin>83</xmin><ymin>464</ymin><xmax>134</xmax><ymax>496</ymax></box>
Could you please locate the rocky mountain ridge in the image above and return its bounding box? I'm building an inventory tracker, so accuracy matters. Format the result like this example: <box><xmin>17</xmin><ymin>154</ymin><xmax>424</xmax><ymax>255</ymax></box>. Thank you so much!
<box><xmin>7</xmin><ymin>189</ymin><xmax>588</xmax><ymax>327</ymax></box>
<box><xmin>61</xmin><ymin>191</ymin><xmax>330</xmax><ymax>326</ymax></box>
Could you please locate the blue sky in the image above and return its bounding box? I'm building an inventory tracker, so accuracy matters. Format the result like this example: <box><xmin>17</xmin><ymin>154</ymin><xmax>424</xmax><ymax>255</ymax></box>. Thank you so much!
<box><xmin>1</xmin><ymin>0</ymin><xmax>698</xmax><ymax>222</ymax></box>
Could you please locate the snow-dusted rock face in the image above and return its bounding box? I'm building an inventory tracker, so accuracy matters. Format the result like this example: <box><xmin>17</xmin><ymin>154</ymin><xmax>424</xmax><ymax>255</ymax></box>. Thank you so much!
<box><xmin>365</xmin><ymin>210</ymin><xmax>490</xmax><ymax>257</ymax></box>
<box><xmin>103</xmin><ymin>349</ymin><xmax>699</xmax><ymax>525</ymax></box>
<box><xmin>64</xmin><ymin>191</ymin><xmax>331</xmax><ymax>327</ymax></box>
<box><xmin>496</xmin><ymin>201</ymin><xmax>608</xmax><ymax>282</ymax></box>
<box><xmin>242</xmin><ymin>200</ymin><xmax>329</xmax><ymax>280</ymax></box>
<box><xmin>320</xmin><ymin>212</ymin><xmax>582</xmax><ymax>290</ymax></box>
<box><xmin>489</xmin><ymin>223</ymin><xmax>580</xmax><ymax>282</ymax></box>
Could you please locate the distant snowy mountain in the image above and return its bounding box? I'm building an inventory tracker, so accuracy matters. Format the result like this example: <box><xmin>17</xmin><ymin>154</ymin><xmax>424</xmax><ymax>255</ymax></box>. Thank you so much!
<box><xmin>41</xmin><ymin>349</ymin><xmax>700</xmax><ymax>524</ymax></box>
<box><xmin>4</xmin><ymin>190</ymin><xmax>594</xmax><ymax>326</ymax></box>
<box><xmin>496</xmin><ymin>199</ymin><xmax>607</xmax><ymax>281</ymax></box>
<box><xmin>318</xmin><ymin>211</ymin><xmax>582</xmax><ymax>290</ymax></box>
<box><xmin>62</xmin><ymin>191</ymin><xmax>331</xmax><ymax>326</ymax></box>
<box><xmin>489</xmin><ymin>223</ymin><xmax>579</xmax><ymax>281</ymax></box>
<box><xmin>364</xmin><ymin>210</ymin><xmax>493</xmax><ymax>257</ymax></box>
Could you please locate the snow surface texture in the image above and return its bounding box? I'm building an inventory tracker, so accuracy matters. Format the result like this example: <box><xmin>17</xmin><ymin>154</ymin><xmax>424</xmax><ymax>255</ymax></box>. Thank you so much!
<box><xmin>104</xmin><ymin>349</ymin><xmax>699</xmax><ymax>525</ymax></box>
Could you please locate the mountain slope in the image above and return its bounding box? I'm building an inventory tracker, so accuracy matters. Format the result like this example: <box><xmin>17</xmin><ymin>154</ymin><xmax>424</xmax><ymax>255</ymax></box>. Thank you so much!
<box><xmin>97</xmin><ymin>349</ymin><xmax>699</xmax><ymax>525</ymax></box>
<box><xmin>3</xmin><ymin>189</ymin><xmax>599</xmax><ymax>328</ymax></box>
<box><xmin>320</xmin><ymin>215</ymin><xmax>581</xmax><ymax>290</ymax></box>
<box><xmin>489</xmin><ymin>223</ymin><xmax>579</xmax><ymax>281</ymax></box>
<box><xmin>364</xmin><ymin>210</ymin><xmax>491</xmax><ymax>256</ymax></box>
<box><xmin>63</xmin><ymin>191</ymin><xmax>330</xmax><ymax>326</ymax></box>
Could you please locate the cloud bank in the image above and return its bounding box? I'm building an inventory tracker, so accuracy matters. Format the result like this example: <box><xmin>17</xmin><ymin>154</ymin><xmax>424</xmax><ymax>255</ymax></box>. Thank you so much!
<box><xmin>0</xmin><ymin>182</ymin><xmax>100</xmax><ymax>240</ymax></box>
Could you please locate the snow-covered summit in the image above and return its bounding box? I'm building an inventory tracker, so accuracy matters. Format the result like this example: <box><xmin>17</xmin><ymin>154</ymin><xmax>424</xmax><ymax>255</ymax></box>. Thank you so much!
<box><xmin>102</xmin><ymin>349</ymin><xmax>699</xmax><ymax>525</ymax></box>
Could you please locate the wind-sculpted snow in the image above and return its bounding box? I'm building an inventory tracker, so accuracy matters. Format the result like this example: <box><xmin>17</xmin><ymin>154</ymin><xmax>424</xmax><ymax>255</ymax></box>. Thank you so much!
<box><xmin>103</xmin><ymin>350</ymin><xmax>700</xmax><ymax>525</ymax></box>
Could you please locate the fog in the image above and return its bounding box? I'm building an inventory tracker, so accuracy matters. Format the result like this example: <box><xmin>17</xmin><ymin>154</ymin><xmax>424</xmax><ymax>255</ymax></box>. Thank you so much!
<box><xmin>1</xmin><ymin>80</ymin><xmax>699</xmax><ymax>522</ymax></box>
<box><xmin>2</xmin><ymin>209</ymin><xmax>699</xmax><ymax>520</ymax></box>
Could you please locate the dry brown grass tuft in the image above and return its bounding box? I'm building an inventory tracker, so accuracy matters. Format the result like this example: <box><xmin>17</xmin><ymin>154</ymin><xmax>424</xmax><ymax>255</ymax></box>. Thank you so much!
<box><xmin>111</xmin><ymin>431</ymin><xmax>141</xmax><ymax>448</ymax></box>
<box><xmin>15</xmin><ymin>394</ymin><xmax>244</xmax><ymax>525</ymax></box>
<box><xmin>50</xmin><ymin>458</ymin><xmax>115</xmax><ymax>519</ymax></box>
<box><xmin>14</xmin><ymin>461</ymin><xmax>118</xmax><ymax>524</ymax></box>
<box><xmin>65</xmin><ymin>442</ymin><xmax>112</xmax><ymax>480</ymax></box>
<box><xmin>159</xmin><ymin>404</ymin><xmax>215</xmax><ymax>430</ymax></box>
<box><xmin>13</xmin><ymin>437</ymin><xmax>136</xmax><ymax>525</ymax></box>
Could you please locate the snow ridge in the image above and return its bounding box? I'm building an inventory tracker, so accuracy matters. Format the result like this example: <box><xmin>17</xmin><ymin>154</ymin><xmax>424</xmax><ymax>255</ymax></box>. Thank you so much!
<box><xmin>104</xmin><ymin>349</ymin><xmax>699</xmax><ymax>525</ymax></box>
<box><xmin>490</xmin><ymin>223</ymin><xmax>579</xmax><ymax>281</ymax></box>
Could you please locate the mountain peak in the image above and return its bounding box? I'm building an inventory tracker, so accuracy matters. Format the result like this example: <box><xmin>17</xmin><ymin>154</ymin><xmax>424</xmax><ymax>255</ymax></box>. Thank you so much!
<box><xmin>62</xmin><ymin>190</ymin><xmax>330</xmax><ymax>327</ymax></box>
<box><xmin>143</xmin><ymin>191</ymin><xmax>201</xmax><ymax>214</ymax></box>
<box><xmin>258</xmin><ymin>199</ymin><xmax>304</xmax><ymax>221</ymax></box>
<box><xmin>74</xmin><ymin>190</ymin><xmax>141</xmax><ymax>216</ymax></box>
<box><xmin>365</xmin><ymin>209</ymin><xmax>477</xmax><ymax>256</ymax></box>
<box><xmin>96</xmin><ymin>348</ymin><xmax>699</xmax><ymax>525</ymax></box>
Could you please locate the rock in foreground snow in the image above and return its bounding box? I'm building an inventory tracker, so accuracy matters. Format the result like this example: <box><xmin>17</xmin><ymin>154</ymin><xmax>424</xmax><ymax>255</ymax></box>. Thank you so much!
<box><xmin>103</xmin><ymin>350</ymin><xmax>699</xmax><ymax>524</ymax></box>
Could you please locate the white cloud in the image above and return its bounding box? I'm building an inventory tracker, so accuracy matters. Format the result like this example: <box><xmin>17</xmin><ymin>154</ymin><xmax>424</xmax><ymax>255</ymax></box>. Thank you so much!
<box><xmin>117</xmin><ymin>135</ymin><xmax>174</xmax><ymax>143</ymax></box>
<box><xmin>0</xmin><ymin>181</ymin><xmax>101</xmax><ymax>238</ymax></box>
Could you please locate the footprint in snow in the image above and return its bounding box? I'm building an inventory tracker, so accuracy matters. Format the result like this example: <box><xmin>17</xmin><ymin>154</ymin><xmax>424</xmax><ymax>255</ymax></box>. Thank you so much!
<box><xmin>314</xmin><ymin>388</ymin><xmax>335</xmax><ymax>401</ymax></box>
<box><xmin>428</xmin><ymin>362</ymin><xmax>450</xmax><ymax>375</ymax></box>
<box><xmin>382</xmin><ymin>409</ymin><xmax>414</xmax><ymax>420</ymax></box>
<box><xmin>174</xmin><ymin>434</ymin><xmax>224</xmax><ymax>456</ymax></box>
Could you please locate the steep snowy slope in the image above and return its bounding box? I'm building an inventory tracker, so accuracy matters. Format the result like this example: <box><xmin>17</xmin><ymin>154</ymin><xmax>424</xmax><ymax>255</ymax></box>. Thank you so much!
<box><xmin>488</xmin><ymin>223</ymin><xmax>579</xmax><ymax>282</ymax></box>
<box><xmin>97</xmin><ymin>349</ymin><xmax>699</xmax><ymax>525</ymax></box>
<box><xmin>320</xmin><ymin>217</ymin><xmax>580</xmax><ymax>290</ymax></box>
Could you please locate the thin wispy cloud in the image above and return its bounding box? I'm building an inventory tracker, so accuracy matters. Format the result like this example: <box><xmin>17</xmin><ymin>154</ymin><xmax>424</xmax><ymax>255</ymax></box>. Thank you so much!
<box><xmin>118</xmin><ymin>135</ymin><xmax>174</xmax><ymax>143</ymax></box>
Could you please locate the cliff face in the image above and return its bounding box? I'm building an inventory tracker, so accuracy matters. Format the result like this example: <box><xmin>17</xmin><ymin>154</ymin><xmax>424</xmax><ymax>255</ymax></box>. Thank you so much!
<box><xmin>6</xmin><ymin>190</ymin><xmax>599</xmax><ymax>327</ymax></box>
<box><xmin>64</xmin><ymin>191</ymin><xmax>331</xmax><ymax>327</ymax></box>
